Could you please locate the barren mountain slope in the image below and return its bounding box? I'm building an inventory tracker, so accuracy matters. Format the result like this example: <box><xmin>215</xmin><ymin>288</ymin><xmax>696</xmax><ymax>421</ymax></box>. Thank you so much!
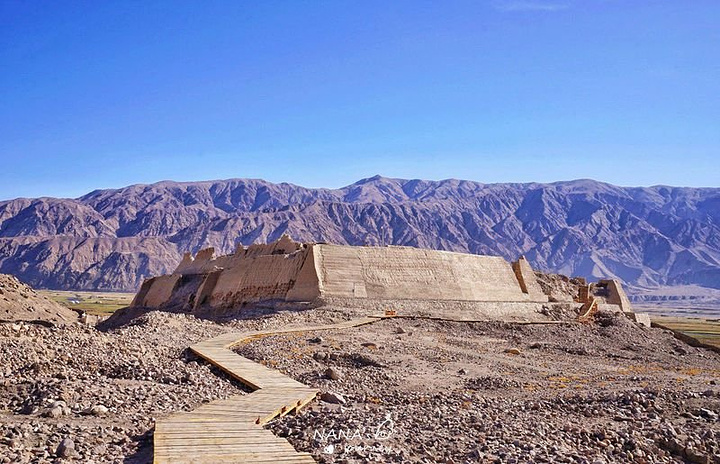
<box><xmin>0</xmin><ymin>176</ymin><xmax>718</xmax><ymax>292</ymax></box>
<box><xmin>0</xmin><ymin>274</ymin><xmax>77</xmax><ymax>325</ymax></box>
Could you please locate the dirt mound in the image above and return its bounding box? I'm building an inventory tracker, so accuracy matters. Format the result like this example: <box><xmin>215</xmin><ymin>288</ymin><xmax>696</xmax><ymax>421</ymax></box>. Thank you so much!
<box><xmin>0</xmin><ymin>274</ymin><xmax>78</xmax><ymax>325</ymax></box>
<box><xmin>535</xmin><ymin>271</ymin><xmax>584</xmax><ymax>302</ymax></box>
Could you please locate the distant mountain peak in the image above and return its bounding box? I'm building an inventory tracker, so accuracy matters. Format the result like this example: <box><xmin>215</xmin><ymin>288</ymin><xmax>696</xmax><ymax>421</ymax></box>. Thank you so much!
<box><xmin>0</xmin><ymin>176</ymin><xmax>718</xmax><ymax>292</ymax></box>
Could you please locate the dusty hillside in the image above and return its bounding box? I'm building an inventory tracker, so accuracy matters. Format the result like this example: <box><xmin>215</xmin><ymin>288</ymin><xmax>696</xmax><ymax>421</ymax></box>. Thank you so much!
<box><xmin>0</xmin><ymin>176</ymin><xmax>719</xmax><ymax>292</ymax></box>
<box><xmin>0</xmin><ymin>275</ymin><xmax>77</xmax><ymax>325</ymax></box>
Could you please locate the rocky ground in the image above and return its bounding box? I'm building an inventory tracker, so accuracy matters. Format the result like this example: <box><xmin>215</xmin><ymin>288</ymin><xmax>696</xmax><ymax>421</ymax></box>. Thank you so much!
<box><xmin>0</xmin><ymin>312</ymin><xmax>243</xmax><ymax>463</ymax></box>
<box><xmin>2</xmin><ymin>298</ymin><xmax>719</xmax><ymax>463</ymax></box>
<box><xmin>236</xmin><ymin>311</ymin><xmax>720</xmax><ymax>463</ymax></box>
<box><xmin>0</xmin><ymin>304</ymin><xmax>362</xmax><ymax>463</ymax></box>
<box><xmin>534</xmin><ymin>272</ymin><xmax>584</xmax><ymax>303</ymax></box>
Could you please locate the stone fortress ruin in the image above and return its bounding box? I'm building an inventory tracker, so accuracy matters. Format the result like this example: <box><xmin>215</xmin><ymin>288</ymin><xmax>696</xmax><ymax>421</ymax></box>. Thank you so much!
<box><xmin>131</xmin><ymin>235</ymin><xmax>641</xmax><ymax>323</ymax></box>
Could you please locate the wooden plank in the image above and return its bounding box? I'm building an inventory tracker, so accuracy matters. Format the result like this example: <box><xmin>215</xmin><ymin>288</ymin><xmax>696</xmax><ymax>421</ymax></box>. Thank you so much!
<box><xmin>155</xmin><ymin>430</ymin><xmax>276</xmax><ymax>438</ymax></box>
<box><xmin>155</xmin><ymin>449</ymin><xmax>311</xmax><ymax>457</ymax></box>
<box><xmin>156</xmin><ymin>456</ymin><xmax>316</xmax><ymax>464</ymax></box>
<box><xmin>155</xmin><ymin>454</ymin><xmax>316</xmax><ymax>464</ymax></box>
<box><xmin>155</xmin><ymin>317</ymin><xmax>384</xmax><ymax>463</ymax></box>
<box><xmin>154</xmin><ymin>426</ymin><xmax>264</xmax><ymax>433</ymax></box>
<box><xmin>155</xmin><ymin>443</ymin><xmax>296</xmax><ymax>451</ymax></box>
<box><xmin>156</xmin><ymin>451</ymin><xmax>309</xmax><ymax>458</ymax></box>
<box><xmin>156</xmin><ymin>445</ymin><xmax>310</xmax><ymax>452</ymax></box>
<box><xmin>155</xmin><ymin>434</ymin><xmax>285</xmax><ymax>441</ymax></box>
<box><xmin>154</xmin><ymin>434</ymin><xmax>271</xmax><ymax>441</ymax></box>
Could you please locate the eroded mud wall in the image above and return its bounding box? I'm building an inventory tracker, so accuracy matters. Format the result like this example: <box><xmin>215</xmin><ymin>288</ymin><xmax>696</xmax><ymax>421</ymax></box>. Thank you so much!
<box><xmin>132</xmin><ymin>239</ymin><xmax>549</xmax><ymax>310</ymax></box>
<box><xmin>133</xmin><ymin>274</ymin><xmax>181</xmax><ymax>307</ymax></box>
<box><xmin>314</xmin><ymin>244</ymin><xmax>546</xmax><ymax>302</ymax></box>
<box><xmin>512</xmin><ymin>257</ymin><xmax>546</xmax><ymax>301</ymax></box>
<box><xmin>207</xmin><ymin>248</ymin><xmax>313</xmax><ymax>307</ymax></box>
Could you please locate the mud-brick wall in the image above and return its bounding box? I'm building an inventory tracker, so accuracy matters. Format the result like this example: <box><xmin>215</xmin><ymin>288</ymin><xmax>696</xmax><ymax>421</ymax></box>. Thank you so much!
<box><xmin>134</xmin><ymin>241</ymin><xmax>549</xmax><ymax>309</ymax></box>
<box><xmin>207</xmin><ymin>247</ymin><xmax>316</xmax><ymax>307</ymax></box>
<box><xmin>313</xmin><ymin>244</ymin><xmax>544</xmax><ymax>302</ymax></box>
<box><xmin>132</xmin><ymin>274</ymin><xmax>181</xmax><ymax>307</ymax></box>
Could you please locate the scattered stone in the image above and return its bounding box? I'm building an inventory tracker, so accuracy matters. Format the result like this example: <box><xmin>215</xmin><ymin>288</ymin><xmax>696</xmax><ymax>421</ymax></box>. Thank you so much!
<box><xmin>50</xmin><ymin>400</ymin><xmax>69</xmax><ymax>413</ymax></box>
<box><xmin>56</xmin><ymin>438</ymin><xmax>75</xmax><ymax>458</ymax></box>
<box><xmin>44</xmin><ymin>406</ymin><xmax>64</xmax><ymax>418</ymax></box>
<box><xmin>684</xmin><ymin>446</ymin><xmax>709</xmax><ymax>464</ymax></box>
<box><xmin>698</xmin><ymin>408</ymin><xmax>718</xmax><ymax>421</ymax></box>
<box><xmin>349</xmin><ymin>352</ymin><xmax>384</xmax><ymax>367</ymax></box>
<box><xmin>504</xmin><ymin>348</ymin><xmax>522</xmax><ymax>355</ymax></box>
<box><xmin>673</xmin><ymin>345</ymin><xmax>688</xmax><ymax>355</ymax></box>
<box><xmin>320</xmin><ymin>391</ymin><xmax>347</xmax><ymax>404</ymax></box>
<box><xmin>91</xmin><ymin>405</ymin><xmax>109</xmax><ymax>416</ymax></box>
<box><xmin>324</xmin><ymin>367</ymin><xmax>341</xmax><ymax>380</ymax></box>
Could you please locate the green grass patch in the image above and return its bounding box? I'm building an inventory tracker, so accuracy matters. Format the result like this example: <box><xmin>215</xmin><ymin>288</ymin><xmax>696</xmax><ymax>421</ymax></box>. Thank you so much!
<box><xmin>39</xmin><ymin>290</ymin><xmax>135</xmax><ymax>316</ymax></box>
<box><xmin>652</xmin><ymin>316</ymin><xmax>720</xmax><ymax>349</ymax></box>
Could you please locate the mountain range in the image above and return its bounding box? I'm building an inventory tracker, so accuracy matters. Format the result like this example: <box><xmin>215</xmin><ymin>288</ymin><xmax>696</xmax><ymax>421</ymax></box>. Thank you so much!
<box><xmin>0</xmin><ymin>176</ymin><xmax>718</xmax><ymax>295</ymax></box>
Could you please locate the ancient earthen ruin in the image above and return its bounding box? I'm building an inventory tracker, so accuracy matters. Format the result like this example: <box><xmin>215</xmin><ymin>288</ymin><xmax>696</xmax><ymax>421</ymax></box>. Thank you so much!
<box><xmin>132</xmin><ymin>235</ymin><xmax>545</xmax><ymax>309</ymax></box>
<box><xmin>127</xmin><ymin>236</ymin><xmax>642</xmax><ymax>326</ymax></box>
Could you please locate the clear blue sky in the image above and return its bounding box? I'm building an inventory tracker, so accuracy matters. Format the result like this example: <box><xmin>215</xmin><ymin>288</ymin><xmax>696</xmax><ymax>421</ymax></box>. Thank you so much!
<box><xmin>1</xmin><ymin>0</ymin><xmax>718</xmax><ymax>200</ymax></box>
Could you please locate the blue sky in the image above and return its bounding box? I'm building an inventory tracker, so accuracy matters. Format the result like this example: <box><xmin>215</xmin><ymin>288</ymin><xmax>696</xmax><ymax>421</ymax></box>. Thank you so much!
<box><xmin>1</xmin><ymin>0</ymin><xmax>718</xmax><ymax>199</ymax></box>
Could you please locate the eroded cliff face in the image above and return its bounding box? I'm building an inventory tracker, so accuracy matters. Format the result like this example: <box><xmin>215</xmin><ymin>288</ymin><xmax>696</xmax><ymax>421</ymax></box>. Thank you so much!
<box><xmin>129</xmin><ymin>237</ymin><xmax>548</xmax><ymax>317</ymax></box>
<box><xmin>1</xmin><ymin>177</ymin><xmax>719</xmax><ymax>292</ymax></box>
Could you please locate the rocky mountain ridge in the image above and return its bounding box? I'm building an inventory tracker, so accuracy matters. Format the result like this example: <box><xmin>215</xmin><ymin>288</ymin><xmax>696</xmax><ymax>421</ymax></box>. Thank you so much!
<box><xmin>0</xmin><ymin>176</ymin><xmax>718</xmax><ymax>293</ymax></box>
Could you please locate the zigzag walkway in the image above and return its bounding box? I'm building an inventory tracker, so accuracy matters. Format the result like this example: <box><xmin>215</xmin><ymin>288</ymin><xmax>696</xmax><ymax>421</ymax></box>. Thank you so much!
<box><xmin>153</xmin><ymin>313</ymin><xmax>568</xmax><ymax>462</ymax></box>
<box><xmin>153</xmin><ymin>316</ymin><xmax>380</xmax><ymax>464</ymax></box>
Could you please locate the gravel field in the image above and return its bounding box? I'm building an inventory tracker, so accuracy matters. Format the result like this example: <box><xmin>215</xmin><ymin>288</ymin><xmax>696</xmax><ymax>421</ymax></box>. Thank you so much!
<box><xmin>1</xmin><ymin>303</ymin><xmax>719</xmax><ymax>463</ymax></box>
<box><xmin>0</xmin><ymin>306</ymin><xmax>380</xmax><ymax>463</ymax></box>
<box><xmin>236</xmin><ymin>311</ymin><xmax>720</xmax><ymax>463</ymax></box>
<box><xmin>0</xmin><ymin>312</ymin><xmax>241</xmax><ymax>463</ymax></box>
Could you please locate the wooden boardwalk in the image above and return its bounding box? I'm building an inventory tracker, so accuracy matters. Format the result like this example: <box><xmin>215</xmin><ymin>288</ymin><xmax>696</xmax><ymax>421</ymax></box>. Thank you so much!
<box><xmin>153</xmin><ymin>317</ymin><xmax>379</xmax><ymax>464</ymax></box>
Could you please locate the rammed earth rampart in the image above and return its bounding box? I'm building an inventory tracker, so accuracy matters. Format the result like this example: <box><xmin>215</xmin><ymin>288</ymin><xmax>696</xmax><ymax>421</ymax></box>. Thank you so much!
<box><xmin>132</xmin><ymin>235</ymin><xmax>548</xmax><ymax>310</ymax></box>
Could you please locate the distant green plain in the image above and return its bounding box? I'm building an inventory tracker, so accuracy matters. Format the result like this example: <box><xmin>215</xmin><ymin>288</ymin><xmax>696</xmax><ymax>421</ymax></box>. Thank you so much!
<box><xmin>651</xmin><ymin>315</ymin><xmax>720</xmax><ymax>350</ymax></box>
<box><xmin>40</xmin><ymin>290</ymin><xmax>134</xmax><ymax>316</ymax></box>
